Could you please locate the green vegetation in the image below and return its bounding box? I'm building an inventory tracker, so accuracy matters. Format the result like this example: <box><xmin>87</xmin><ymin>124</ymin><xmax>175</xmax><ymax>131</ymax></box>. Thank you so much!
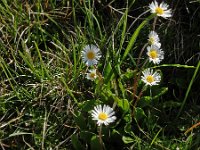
<box><xmin>0</xmin><ymin>0</ymin><xmax>200</xmax><ymax>149</ymax></box>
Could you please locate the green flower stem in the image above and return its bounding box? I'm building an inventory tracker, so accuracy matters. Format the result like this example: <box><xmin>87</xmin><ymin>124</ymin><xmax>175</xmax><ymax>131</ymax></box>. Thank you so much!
<box><xmin>153</xmin><ymin>16</ymin><xmax>158</xmax><ymax>31</ymax></box>
<box><xmin>136</xmin><ymin>43</ymin><xmax>148</xmax><ymax>69</ymax></box>
<box><xmin>133</xmin><ymin>43</ymin><xmax>148</xmax><ymax>103</ymax></box>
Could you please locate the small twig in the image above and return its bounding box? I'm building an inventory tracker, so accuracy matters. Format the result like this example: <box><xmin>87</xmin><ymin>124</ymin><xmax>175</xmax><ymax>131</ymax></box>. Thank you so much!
<box><xmin>134</xmin><ymin>86</ymin><xmax>147</xmax><ymax>107</ymax></box>
<box><xmin>22</xmin><ymin>136</ymin><xmax>35</xmax><ymax>150</ymax></box>
<box><xmin>0</xmin><ymin>107</ymin><xmax>25</xmax><ymax>129</ymax></box>
<box><xmin>42</xmin><ymin>108</ymin><xmax>48</xmax><ymax>150</ymax></box>
<box><xmin>0</xmin><ymin>140</ymin><xmax>9</xmax><ymax>150</ymax></box>
<box><xmin>108</xmin><ymin>5</ymin><xmax>137</xmax><ymax>19</ymax></box>
<box><xmin>184</xmin><ymin>121</ymin><xmax>200</xmax><ymax>135</ymax></box>
<box><xmin>63</xmin><ymin>124</ymin><xmax>76</xmax><ymax>128</ymax></box>
<box><xmin>127</xmin><ymin>10</ymin><xmax>150</xmax><ymax>33</ymax></box>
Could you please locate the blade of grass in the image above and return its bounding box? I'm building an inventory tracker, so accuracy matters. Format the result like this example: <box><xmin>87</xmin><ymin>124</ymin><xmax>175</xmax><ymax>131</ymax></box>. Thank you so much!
<box><xmin>152</xmin><ymin>64</ymin><xmax>195</xmax><ymax>69</ymax></box>
<box><xmin>0</xmin><ymin>57</ymin><xmax>21</xmax><ymax>99</ymax></box>
<box><xmin>34</xmin><ymin>41</ymin><xmax>51</xmax><ymax>80</ymax></box>
<box><xmin>177</xmin><ymin>61</ymin><xmax>200</xmax><ymax>118</ymax></box>
<box><xmin>115</xmin><ymin>7</ymin><xmax>128</xmax><ymax>55</ymax></box>
<box><xmin>120</xmin><ymin>14</ymin><xmax>155</xmax><ymax>64</ymax></box>
<box><xmin>150</xmin><ymin>128</ymin><xmax>162</xmax><ymax>146</ymax></box>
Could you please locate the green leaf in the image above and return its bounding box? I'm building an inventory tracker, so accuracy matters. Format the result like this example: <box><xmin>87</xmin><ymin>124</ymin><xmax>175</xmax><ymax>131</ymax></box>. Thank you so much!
<box><xmin>71</xmin><ymin>134</ymin><xmax>85</xmax><ymax>150</ymax></box>
<box><xmin>162</xmin><ymin>100</ymin><xmax>182</xmax><ymax>108</ymax></box>
<box><xmin>90</xmin><ymin>135</ymin><xmax>102</xmax><ymax>150</ymax></box>
<box><xmin>124</xmin><ymin>123</ymin><xmax>132</xmax><ymax>134</ymax></box>
<box><xmin>80</xmin><ymin>131</ymin><xmax>96</xmax><ymax>143</ymax></box>
<box><xmin>134</xmin><ymin>107</ymin><xmax>146</xmax><ymax>121</ymax></box>
<box><xmin>103</xmin><ymin>62</ymin><xmax>114</xmax><ymax>84</ymax></box>
<box><xmin>123</xmin><ymin>114</ymin><xmax>132</xmax><ymax>123</ymax></box>
<box><xmin>122</xmin><ymin>69</ymin><xmax>137</xmax><ymax>79</ymax></box>
<box><xmin>117</xmin><ymin>99</ymin><xmax>130</xmax><ymax>113</ymax></box>
<box><xmin>152</xmin><ymin>87</ymin><xmax>168</xmax><ymax>100</ymax></box>
<box><xmin>124</xmin><ymin>123</ymin><xmax>136</xmax><ymax>138</ymax></box>
<box><xmin>79</xmin><ymin>100</ymin><xmax>97</xmax><ymax>112</ymax></box>
<box><xmin>74</xmin><ymin>112</ymin><xmax>87</xmax><ymax>130</ymax></box>
<box><xmin>112</xmin><ymin>129</ymin><xmax>121</xmax><ymax>136</ymax></box>
<box><xmin>118</xmin><ymin>79</ymin><xmax>126</xmax><ymax>98</ymax></box>
<box><xmin>138</xmin><ymin>96</ymin><xmax>152</xmax><ymax>108</ymax></box>
<box><xmin>101</xmin><ymin>89</ymin><xmax>115</xmax><ymax>101</ymax></box>
<box><xmin>122</xmin><ymin>136</ymin><xmax>135</xmax><ymax>144</ymax></box>
<box><xmin>104</xmin><ymin>89</ymin><xmax>130</xmax><ymax>113</ymax></box>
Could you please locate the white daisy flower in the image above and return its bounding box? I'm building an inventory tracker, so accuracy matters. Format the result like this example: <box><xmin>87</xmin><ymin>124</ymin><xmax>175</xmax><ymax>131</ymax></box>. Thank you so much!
<box><xmin>91</xmin><ymin>105</ymin><xmax>116</xmax><ymax>126</ymax></box>
<box><xmin>141</xmin><ymin>68</ymin><xmax>161</xmax><ymax>86</ymax></box>
<box><xmin>81</xmin><ymin>44</ymin><xmax>101</xmax><ymax>66</ymax></box>
<box><xmin>147</xmin><ymin>45</ymin><xmax>164</xmax><ymax>64</ymax></box>
<box><xmin>148</xmin><ymin>31</ymin><xmax>161</xmax><ymax>48</ymax></box>
<box><xmin>86</xmin><ymin>69</ymin><xmax>97</xmax><ymax>81</ymax></box>
<box><xmin>149</xmin><ymin>1</ymin><xmax>172</xmax><ymax>18</ymax></box>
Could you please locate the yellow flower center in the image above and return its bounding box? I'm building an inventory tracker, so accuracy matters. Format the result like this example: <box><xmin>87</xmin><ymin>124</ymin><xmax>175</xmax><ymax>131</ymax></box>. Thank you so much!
<box><xmin>149</xmin><ymin>49</ymin><xmax>158</xmax><ymax>59</ymax></box>
<box><xmin>98</xmin><ymin>112</ymin><xmax>108</xmax><ymax>121</ymax></box>
<box><xmin>155</xmin><ymin>7</ymin><xmax>164</xmax><ymax>15</ymax></box>
<box><xmin>87</xmin><ymin>51</ymin><xmax>95</xmax><ymax>60</ymax></box>
<box><xmin>146</xmin><ymin>75</ymin><xmax>154</xmax><ymax>83</ymax></box>
<box><xmin>148</xmin><ymin>37</ymin><xmax>155</xmax><ymax>45</ymax></box>
<box><xmin>89</xmin><ymin>73</ymin><xmax>96</xmax><ymax>79</ymax></box>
